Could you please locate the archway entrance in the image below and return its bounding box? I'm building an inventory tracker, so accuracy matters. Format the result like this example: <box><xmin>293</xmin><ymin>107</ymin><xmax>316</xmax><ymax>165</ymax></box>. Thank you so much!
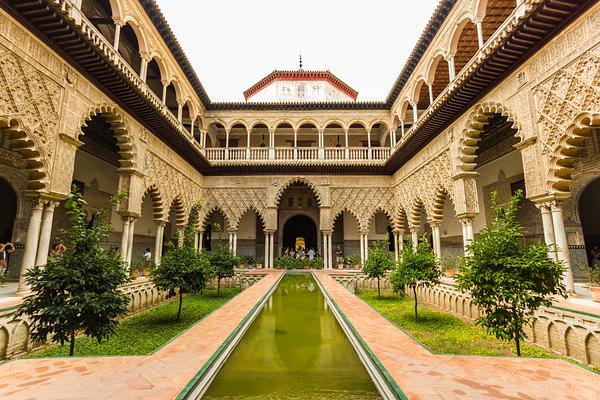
<box><xmin>579</xmin><ymin>177</ymin><xmax>600</xmax><ymax>267</ymax></box>
<box><xmin>282</xmin><ymin>215</ymin><xmax>317</xmax><ymax>253</ymax></box>
<box><xmin>0</xmin><ymin>177</ymin><xmax>17</xmax><ymax>244</ymax></box>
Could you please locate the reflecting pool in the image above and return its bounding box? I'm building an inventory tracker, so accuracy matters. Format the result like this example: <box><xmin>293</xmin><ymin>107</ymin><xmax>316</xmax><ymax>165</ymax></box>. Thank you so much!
<box><xmin>203</xmin><ymin>274</ymin><xmax>381</xmax><ymax>399</ymax></box>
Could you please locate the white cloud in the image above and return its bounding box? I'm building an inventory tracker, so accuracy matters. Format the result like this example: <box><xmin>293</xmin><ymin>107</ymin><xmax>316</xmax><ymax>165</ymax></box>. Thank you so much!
<box><xmin>154</xmin><ymin>0</ymin><xmax>440</xmax><ymax>102</ymax></box>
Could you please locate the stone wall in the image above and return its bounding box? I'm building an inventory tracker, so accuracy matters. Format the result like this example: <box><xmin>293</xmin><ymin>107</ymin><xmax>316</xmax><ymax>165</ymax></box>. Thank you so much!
<box><xmin>329</xmin><ymin>273</ymin><xmax>600</xmax><ymax>367</ymax></box>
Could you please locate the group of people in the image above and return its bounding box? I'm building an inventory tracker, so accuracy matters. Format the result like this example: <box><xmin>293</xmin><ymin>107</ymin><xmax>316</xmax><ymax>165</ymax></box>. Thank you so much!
<box><xmin>283</xmin><ymin>246</ymin><xmax>317</xmax><ymax>260</ymax></box>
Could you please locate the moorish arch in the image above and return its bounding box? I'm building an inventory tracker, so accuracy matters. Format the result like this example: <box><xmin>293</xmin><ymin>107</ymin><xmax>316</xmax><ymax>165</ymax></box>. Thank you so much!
<box><xmin>0</xmin><ymin>117</ymin><xmax>49</xmax><ymax>192</ymax></box>
<box><xmin>456</xmin><ymin>102</ymin><xmax>521</xmax><ymax>173</ymax></box>
<box><xmin>80</xmin><ymin>104</ymin><xmax>137</xmax><ymax>169</ymax></box>
<box><xmin>273</xmin><ymin>177</ymin><xmax>323</xmax><ymax>208</ymax></box>
<box><xmin>547</xmin><ymin>113</ymin><xmax>600</xmax><ymax>195</ymax></box>
<box><xmin>142</xmin><ymin>184</ymin><xmax>165</xmax><ymax>221</ymax></box>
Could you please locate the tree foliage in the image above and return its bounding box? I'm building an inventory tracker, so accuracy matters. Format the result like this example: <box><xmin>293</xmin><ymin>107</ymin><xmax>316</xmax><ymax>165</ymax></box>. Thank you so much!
<box><xmin>152</xmin><ymin>201</ymin><xmax>208</xmax><ymax>321</ymax></box>
<box><xmin>390</xmin><ymin>235</ymin><xmax>441</xmax><ymax>321</ymax></box>
<box><xmin>15</xmin><ymin>186</ymin><xmax>130</xmax><ymax>356</ymax></box>
<box><xmin>363</xmin><ymin>239</ymin><xmax>394</xmax><ymax>299</ymax></box>
<box><xmin>455</xmin><ymin>190</ymin><xmax>566</xmax><ymax>355</ymax></box>
<box><xmin>208</xmin><ymin>241</ymin><xmax>239</xmax><ymax>296</ymax></box>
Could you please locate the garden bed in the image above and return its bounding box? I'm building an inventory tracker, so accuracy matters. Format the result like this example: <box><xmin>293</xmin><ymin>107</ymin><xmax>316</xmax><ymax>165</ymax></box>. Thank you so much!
<box><xmin>356</xmin><ymin>289</ymin><xmax>590</xmax><ymax>361</ymax></box>
<box><xmin>31</xmin><ymin>288</ymin><xmax>240</xmax><ymax>357</ymax></box>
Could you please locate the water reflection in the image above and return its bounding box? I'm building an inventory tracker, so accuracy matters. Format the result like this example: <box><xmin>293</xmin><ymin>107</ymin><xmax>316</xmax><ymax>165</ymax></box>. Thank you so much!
<box><xmin>203</xmin><ymin>274</ymin><xmax>380</xmax><ymax>399</ymax></box>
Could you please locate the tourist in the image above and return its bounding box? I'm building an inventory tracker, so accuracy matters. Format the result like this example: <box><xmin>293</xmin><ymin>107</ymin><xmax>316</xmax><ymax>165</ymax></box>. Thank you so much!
<box><xmin>591</xmin><ymin>245</ymin><xmax>600</xmax><ymax>266</ymax></box>
<box><xmin>335</xmin><ymin>244</ymin><xmax>343</xmax><ymax>258</ymax></box>
<box><xmin>143</xmin><ymin>248</ymin><xmax>152</xmax><ymax>263</ymax></box>
<box><xmin>50</xmin><ymin>242</ymin><xmax>66</xmax><ymax>258</ymax></box>
<box><xmin>0</xmin><ymin>242</ymin><xmax>15</xmax><ymax>280</ymax></box>
<box><xmin>307</xmin><ymin>247</ymin><xmax>315</xmax><ymax>260</ymax></box>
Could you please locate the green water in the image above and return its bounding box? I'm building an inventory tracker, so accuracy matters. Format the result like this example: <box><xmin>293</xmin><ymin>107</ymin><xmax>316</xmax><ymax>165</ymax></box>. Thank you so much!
<box><xmin>202</xmin><ymin>274</ymin><xmax>381</xmax><ymax>399</ymax></box>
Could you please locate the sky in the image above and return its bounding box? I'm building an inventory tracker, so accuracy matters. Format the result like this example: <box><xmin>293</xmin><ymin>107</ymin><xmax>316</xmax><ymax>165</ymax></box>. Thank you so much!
<box><xmin>154</xmin><ymin>0</ymin><xmax>440</xmax><ymax>102</ymax></box>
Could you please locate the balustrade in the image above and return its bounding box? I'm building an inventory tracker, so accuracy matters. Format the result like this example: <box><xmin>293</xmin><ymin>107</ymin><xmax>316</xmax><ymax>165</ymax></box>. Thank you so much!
<box><xmin>204</xmin><ymin>146</ymin><xmax>390</xmax><ymax>163</ymax></box>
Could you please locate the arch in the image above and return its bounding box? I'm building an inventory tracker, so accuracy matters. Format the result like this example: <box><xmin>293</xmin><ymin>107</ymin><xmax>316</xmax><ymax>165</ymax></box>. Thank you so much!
<box><xmin>234</xmin><ymin>205</ymin><xmax>266</xmax><ymax>230</ymax></box>
<box><xmin>200</xmin><ymin>204</ymin><xmax>232</xmax><ymax>231</ymax></box>
<box><xmin>120</xmin><ymin>17</ymin><xmax>148</xmax><ymax>54</ymax></box>
<box><xmin>431</xmin><ymin>186</ymin><xmax>454</xmax><ymax>222</ymax></box>
<box><xmin>248</xmin><ymin>119</ymin><xmax>270</xmax><ymax>131</ymax></box>
<box><xmin>449</xmin><ymin>16</ymin><xmax>479</xmax><ymax>76</ymax></box>
<box><xmin>332</xmin><ymin>207</ymin><xmax>361</xmax><ymax>230</ymax></box>
<box><xmin>226</xmin><ymin>119</ymin><xmax>249</xmax><ymax>132</ymax></box>
<box><xmin>282</xmin><ymin>214</ymin><xmax>318</xmax><ymax>252</ymax></box>
<box><xmin>394</xmin><ymin>207</ymin><xmax>409</xmax><ymax>232</ymax></box>
<box><xmin>275</xmin><ymin>177</ymin><xmax>323</xmax><ymax>207</ymax></box>
<box><xmin>80</xmin><ymin>104</ymin><xmax>137</xmax><ymax>169</ymax></box>
<box><xmin>477</xmin><ymin>0</ymin><xmax>515</xmax><ymax>41</ymax></box>
<box><xmin>412</xmin><ymin>78</ymin><xmax>430</xmax><ymax>110</ymax></box>
<box><xmin>548</xmin><ymin>112</ymin><xmax>600</xmax><ymax>194</ymax></box>
<box><xmin>585</xmin><ymin>332</ymin><xmax>600</xmax><ymax>365</ymax></box>
<box><xmin>457</xmin><ymin>102</ymin><xmax>521</xmax><ymax>172</ymax></box>
<box><xmin>369</xmin><ymin>119</ymin><xmax>390</xmax><ymax>132</ymax></box>
<box><xmin>142</xmin><ymin>185</ymin><xmax>164</xmax><ymax>221</ymax></box>
<box><xmin>398</xmin><ymin>99</ymin><xmax>413</xmax><ymax>123</ymax></box>
<box><xmin>427</xmin><ymin>53</ymin><xmax>451</xmax><ymax>103</ymax></box>
<box><xmin>409</xmin><ymin>198</ymin><xmax>426</xmax><ymax>229</ymax></box>
<box><xmin>448</xmin><ymin>15</ymin><xmax>476</xmax><ymax>56</ymax></box>
<box><xmin>168</xmin><ymin>79</ymin><xmax>184</xmax><ymax>104</ymax></box>
<box><xmin>272</xmin><ymin>119</ymin><xmax>295</xmax><ymax>132</ymax></box>
<box><xmin>167</xmin><ymin>196</ymin><xmax>186</xmax><ymax>228</ymax></box>
<box><xmin>293</xmin><ymin>118</ymin><xmax>320</xmax><ymax>132</ymax></box>
<box><xmin>323</xmin><ymin>119</ymin><xmax>348</xmax><ymax>131</ymax></box>
<box><xmin>145</xmin><ymin>56</ymin><xmax>167</xmax><ymax>99</ymax></box>
<box><xmin>347</xmin><ymin>119</ymin><xmax>369</xmax><ymax>131</ymax></box>
<box><xmin>0</xmin><ymin>117</ymin><xmax>49</xmax><ymax>191</ymax></box>
<box><xmin>366</xmin><ymin>206</ymin><xmax>394</xmax><ymax>231</ymax></box>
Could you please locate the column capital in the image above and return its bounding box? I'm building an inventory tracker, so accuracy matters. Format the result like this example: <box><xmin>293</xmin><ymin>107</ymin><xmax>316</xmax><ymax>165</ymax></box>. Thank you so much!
<box><xmin>321</xmin><ymin>230</ymin><xmax>332</xmax><ymax>235</ymax></box>
<box><xmin>264</xmin><ymin>229</ymin><xmax>276</xmax><ymax>235</ymax></box>
<box><xmin>154</xmin><ymin>219</ymin><xmax>168</xmax><ymax>227</ymax></box>
<box><xmin>409</xmin><ymin>226</ymin><xmax>420</xmax><ymax>234</ymax></box>
<box><xmin>428</xmin><ymin>219</ymin><xmax>442</xmax><ymax>228</ymax></box>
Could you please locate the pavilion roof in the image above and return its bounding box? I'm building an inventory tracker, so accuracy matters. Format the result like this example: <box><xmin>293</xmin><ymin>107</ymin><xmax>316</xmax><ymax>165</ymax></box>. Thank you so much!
<box><xmin>243</xmin><ymin>70</ymin><xmax>359</xmax><ymax>101</ymax></box>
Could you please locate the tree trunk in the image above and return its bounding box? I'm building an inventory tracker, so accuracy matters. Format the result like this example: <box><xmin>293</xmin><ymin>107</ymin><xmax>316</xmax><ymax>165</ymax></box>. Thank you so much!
<box><xmin>413</xmin><ymin>285</ymin><xmax>418</xmax><ymax>322</ymax></box>
<box><xmin>217</xmin><ymin>277</ymin><xmax>221</xmax><ymax>297</ymax></box>
<box><xmin>69</xmin><ymin>330</ymin><xmax>75</xmax><ymax>356</ymax></box>
<box><xmin>177</xmin><ymin>289</ymin><xmax>183</xmax><ymax>321</ymax></box>
<box><xmin>516</xmin><ymin>336</ymin><xmax>521</xmax><ymax>356</ymax></box>
<box><xmin>377</xmin><ymin>276</ymin><xmax>381</xmax><ymax>299</ymax></box>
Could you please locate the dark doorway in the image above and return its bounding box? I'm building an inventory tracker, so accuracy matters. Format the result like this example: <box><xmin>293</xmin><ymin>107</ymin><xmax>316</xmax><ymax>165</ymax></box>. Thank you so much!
<box><xmin>282</xmin><ymin>215</ymin><xmax>317</xmax><ymax>253</ymax></box>
<box><xmin>579</xmin><ymin>177</ymin><xmax>600</xmax><ymax>265</ymax></box>
<box><xmin>0</xmin><ymin>177</ymin><xmax>17</xmax><ymax>243</ymax></box>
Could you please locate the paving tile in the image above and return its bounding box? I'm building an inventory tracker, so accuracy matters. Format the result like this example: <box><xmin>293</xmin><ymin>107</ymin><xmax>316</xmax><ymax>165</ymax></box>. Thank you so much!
<box><xmin>314</xmin><ymin>271</ymin><xmax>600</xmax><ymax>400</ymax></box>
<box><xmin>0</xmin><ymin>271</ymin><xmax>283</xmax><ymax>400</ymax></box>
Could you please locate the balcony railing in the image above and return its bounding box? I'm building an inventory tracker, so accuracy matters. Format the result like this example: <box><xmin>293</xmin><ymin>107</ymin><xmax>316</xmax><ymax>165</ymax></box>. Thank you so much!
<box><xmin>204</xmin><ymin>147</ymin><xmax>392</xmax><ymax>163</ymax></box>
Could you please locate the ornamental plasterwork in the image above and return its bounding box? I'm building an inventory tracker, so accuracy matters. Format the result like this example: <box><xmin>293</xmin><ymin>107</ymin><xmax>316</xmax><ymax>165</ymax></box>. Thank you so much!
<box><xmin>200</xmin><ymin>187</ymin><xmax>268</xmax><ymax>230</ymax></box>
<box><xmin>535</xmin><ymin>50</ymin><xmax>600</xmax><ymax>156</ymax></box>
<box><xmin>0</xmin><ymin>47</ymin><xmax>62</xmax><ymax>183</ymax></box>
<box><xmin>394</xmin><ymin>150</ymin><xmax>453</xmax><ymax>226</ymax></box>
<box><xmin>330</xmin><ymin>186</ymin><xmax>395</xmax><ymax>232</ymax></box>
<box><xmin>142</xmin><ymin>151</ymin><xmax>202</xmax><ymax>220</ymax></box>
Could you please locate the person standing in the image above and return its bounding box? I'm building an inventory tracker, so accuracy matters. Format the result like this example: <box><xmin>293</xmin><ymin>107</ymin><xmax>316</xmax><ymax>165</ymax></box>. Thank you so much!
<box><xmin>307</xmin><ymin>247</ymin><xmax>315</xmax><ymax>260</ymax></box>
<box><xmin>0</xmin><ymin>242</ymin><xmax>15</xmax><ymax>281</ymax></box>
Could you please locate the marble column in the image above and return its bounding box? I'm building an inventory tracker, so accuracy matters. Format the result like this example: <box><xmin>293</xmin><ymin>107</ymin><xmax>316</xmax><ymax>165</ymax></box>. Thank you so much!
<box><xmin>16</xmin><ymin>200</ymin><xmax>44</xmax><ymax>295</ymax></box>
<box><xmin>35</xmin><ymin>201</ymin><xmax>58</xmax><ymax>267</ymax></box>
<box><xmin>154</xmin><ymin>221</ymin><xmax>165</xmax><ymax>265</ymax></box>
<box><xmin>198</xmin><ymin>230</ymin><xmax>204</xmax><ymax>251</ymax></box>
<box><xmin>233</xmin><ymin>232</ymin><xmax>238</xmax><ymax>256</ymax></box>
<box><xmin>431</xmin><ymin>222</ymin><xmax>441</xmax><ymax>260</ymax></box>
<box><xmin>537</xmin><ymin>203</ymin><xmax>558</xmax><ymax>261</ymax></box>
<box><xmin>264</xmin><ymin>232</ymin><xmax>270</xmax><ymax>268</ymax></box>
<box><xmin>327</xmin><ymin>234</ymin><xmax>333</xmax><ymax>269</ymax></box>
<box><xmin>460</xmin><ymin>217</ymin><xmax>474</xmax><ymax>255</ymax></box>
<box><xmin>120</xmin><ymin>217</ymin><xmax>131</xmax><ymax>261</ymax></box>
<box><xmin>411</xmin><ymin>228</ymin><xmax>419</xmax><ymax>251</ymax></box>
<box><xmin>126</xmin><ymin>218</ymin><xmax>136</xmax><ymax>267</ymax></box>
<box><xmin>359</xmin><ymin>234</ymin><xmax>365</xmax><ymax>264</ymax></box>
<box><xmin>364</xmin><ymin>232</ymin><xmax>369</xmax><ymax>260</ymax></box>
<box><xmin>269</xmin><ymin>233</ymin><xmax>274</xmax><ymax>269</ymax></box>
<box><xmin>550</xmin><ymin>202</ymin><xmax>575</xmax><ymax>293</ymax></box>
<box><xmin>476</xmin><ymin>20</ymin><xmax>484</xmax><ymax>48</ymax></box>
<box><xmin>393</xmin><ymin>231</ymin><xmax>399</xmax><ymax>261</ymax></box>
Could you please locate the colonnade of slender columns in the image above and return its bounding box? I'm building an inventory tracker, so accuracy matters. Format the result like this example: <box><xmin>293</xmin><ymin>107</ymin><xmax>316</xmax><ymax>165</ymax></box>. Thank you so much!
<box><xmin>16</xmin><ymin>199</ymin><xmax>60</xmax><ymax>295</ymax></box>
<box><xmin>321</xmin><ymin>232</ymin><xmax>334</xmax><ymax>269</ymax></box>
<box><xmin>228</xmin><ymin>231</ymin><xmax>238</xmax><ymax>256</ymax></box>
<box><xmin>536</xmin><ymin>201</ymin><xmax>575</xmax><ymax>293</ymax></box>
<box><xmin>119</xmin><ymin>216</ymin><xmax>137</xmax><ymax>268</ymax></box>
<box><xmin>154</xmin><ymin>221</ymin><xmax>165</xmax><ymax>265</ymax></box>
<box><xmin>359</xmin><ymin>232</ymin><xmax>369</xmax><ymax>264</ymax></box>
<box><xmin>264</xmin><ymin>231</ymin><xmax>275</xmax><ymax>268</ymax></box>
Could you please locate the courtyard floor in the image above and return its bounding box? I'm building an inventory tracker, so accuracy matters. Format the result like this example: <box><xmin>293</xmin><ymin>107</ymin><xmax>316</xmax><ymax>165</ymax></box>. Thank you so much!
<box><xmin>314</xmin><ymin>271</ymin><xmax>600</xmax><ymax>400</ymax></box>
<box><xmin>0</xmin><ymin>271</ymin><xmax>283</xmax><ymax>399</ymax></box>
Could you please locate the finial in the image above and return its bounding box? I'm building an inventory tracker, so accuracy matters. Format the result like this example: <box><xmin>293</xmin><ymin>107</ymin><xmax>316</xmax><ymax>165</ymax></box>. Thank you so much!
<box><xmin>299</xmin><ymin>53</ymin><xmax>303</xmax><ymax>70</ymax></box>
